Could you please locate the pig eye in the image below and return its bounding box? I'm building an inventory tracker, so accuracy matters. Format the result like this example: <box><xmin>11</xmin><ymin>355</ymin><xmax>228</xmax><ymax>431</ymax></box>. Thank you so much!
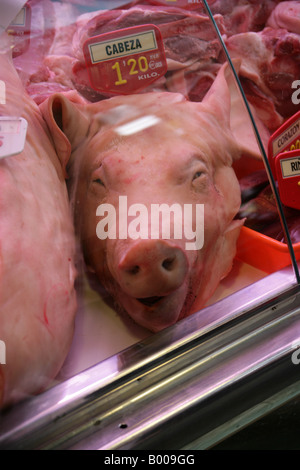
<box><xmin>93</xmin><ymin>178</ymin><xmax>105</xmax><ymax>187</ymax></box>
<box><xmin>192</xmin><ymin>171</ymin><xmax>204</xmax><ymax>181</ymax></box>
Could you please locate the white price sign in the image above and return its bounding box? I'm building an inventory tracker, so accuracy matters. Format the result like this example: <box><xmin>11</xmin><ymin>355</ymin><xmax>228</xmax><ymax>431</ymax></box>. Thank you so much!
<box><xmin>0</xmin><ymin>117</ymin><xmax>28</xmax><ymax>159</ymax></box>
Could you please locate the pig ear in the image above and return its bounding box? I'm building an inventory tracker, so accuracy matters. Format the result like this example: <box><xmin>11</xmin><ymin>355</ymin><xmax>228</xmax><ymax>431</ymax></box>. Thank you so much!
<box><xmin>201</xmin><ymin>60</ymin><xmax>237</xmax><ymax>128</ymax></box>
<box><xmin>40</xmin><ymin>93</ymin><xmax>90</xmax><ymax>177</ymax></box>
<box><xmin>202</xmin><ymin>60</ymin><xmax>266</xmax><ymax>159</ymax></box>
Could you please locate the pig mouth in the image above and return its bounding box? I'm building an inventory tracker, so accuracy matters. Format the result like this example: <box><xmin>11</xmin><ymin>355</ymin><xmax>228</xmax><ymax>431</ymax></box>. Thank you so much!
<box><xmin>136</xmin><ymin>296</ymin><xmax>165</xmax><ymax>307</ymax></box>
<box><xmin>111</xmin><ymin>282</ymin><xmax>196</xmax><ymax>332</ymax></box>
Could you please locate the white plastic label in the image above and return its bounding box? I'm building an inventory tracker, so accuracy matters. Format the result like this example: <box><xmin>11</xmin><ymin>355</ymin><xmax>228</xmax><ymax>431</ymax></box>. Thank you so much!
<box><xmin>0</xmin><ymin>0</ymin><xmax>27</xmax><ymax>33</ymax></box>
<box><xmin>10</xmin><ymin>7</ymin><xmax>27</xmax><ymax>27</ymax></box>
<box><xmin>280</xmin><ymin>156</ymin><xmax>300</xmax><ymax>178</ymax></box>
<box><xmin>0</xmin><ymin>117</ymin><xmax>28</xmax><ymax>159</ymax></box>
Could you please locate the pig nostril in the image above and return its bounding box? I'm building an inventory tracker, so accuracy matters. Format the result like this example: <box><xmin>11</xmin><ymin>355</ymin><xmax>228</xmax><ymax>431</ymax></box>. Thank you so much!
<box><xmin>162</xmin><ymin>257</ymin><xmax>176</xmax><ymax>271</ymax></box>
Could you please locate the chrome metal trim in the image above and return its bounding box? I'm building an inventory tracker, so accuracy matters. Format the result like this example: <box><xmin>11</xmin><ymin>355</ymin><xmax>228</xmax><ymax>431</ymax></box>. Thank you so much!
<box><xmin>183</xmin><ymin>379</ymin><xmax>300</xmax><ymax>450</ymax></box>
<box><xmin>0</xmin><ymin>265</ymin><xmax>299</xmax><ymax>449</ymax></box>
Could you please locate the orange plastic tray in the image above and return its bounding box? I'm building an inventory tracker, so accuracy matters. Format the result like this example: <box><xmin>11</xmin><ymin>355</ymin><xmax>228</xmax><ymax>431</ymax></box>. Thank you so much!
<box><xmin>233</xmin><ymin>155</ymin><xmax>300</xmax><ymax>274</ymax></box>
<box><xmin>236</xmin><ymin>226</ymin><xmax>300</xmax><ymax>274</ymax></box>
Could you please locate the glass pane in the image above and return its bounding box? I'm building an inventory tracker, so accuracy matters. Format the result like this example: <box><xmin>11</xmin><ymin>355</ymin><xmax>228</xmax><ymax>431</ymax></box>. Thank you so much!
<box><xmin>0</xmin><ymin>0</ymin><xmax>299</xmax><ymax>417</ymax></box>
<box><xmin>202</xmin><ymin>0</ymin><xmax>300</xmax><ymax>284</ymax></box>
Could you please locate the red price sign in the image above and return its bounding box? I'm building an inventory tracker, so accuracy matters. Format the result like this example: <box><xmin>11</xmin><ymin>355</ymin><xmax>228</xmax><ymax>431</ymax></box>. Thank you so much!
<box><xmin>83</xmin><ymin>25</ymin><xmax>167</xmax><ymax>95</ymax></box>
<box><xmin>268</xmin><ymin>111</ymin><xmax>300</xmax><ymax>209</ymax></box>
<box><xmin>275</xmin><ymin>149</ymin><xmax>300</xmax><ymax>210</ymax></box>
<box><xmin>6</xmin><ymin>4</ymin><xmax>31</xmax><ymax>58</ymax></box>
<box><xmin>268</xmin><ymin>110</ymin><xmax>300</xmax><ymax>176</ymax></box>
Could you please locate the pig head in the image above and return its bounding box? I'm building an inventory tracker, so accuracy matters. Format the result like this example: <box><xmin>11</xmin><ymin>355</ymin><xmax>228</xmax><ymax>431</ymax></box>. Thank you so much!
<box><xmin>40</xmin><ymin>63</ymin><xmax>246</xmax><ymax>332</ymax></box>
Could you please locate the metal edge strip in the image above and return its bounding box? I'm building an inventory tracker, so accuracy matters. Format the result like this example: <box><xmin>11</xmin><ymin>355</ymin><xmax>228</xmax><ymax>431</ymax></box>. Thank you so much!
<box><xmin>0</xmin><ymin>265</ymin><xmax>299</xmax><ymax>448</ymax></box>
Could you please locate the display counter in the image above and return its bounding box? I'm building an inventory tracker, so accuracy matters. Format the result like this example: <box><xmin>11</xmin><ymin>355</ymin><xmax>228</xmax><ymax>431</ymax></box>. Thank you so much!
<box><xmin>0</xmin><ymin>0</ymin><xmax>300</xmax><ymax>450</ymax></box>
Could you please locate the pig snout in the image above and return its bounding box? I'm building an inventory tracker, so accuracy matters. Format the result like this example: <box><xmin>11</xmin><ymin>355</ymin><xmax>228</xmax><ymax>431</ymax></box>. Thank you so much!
<box><xmin>111</xmin><ymin>240</ymin><xmax>188</xmax><ymax>300</ymax></box>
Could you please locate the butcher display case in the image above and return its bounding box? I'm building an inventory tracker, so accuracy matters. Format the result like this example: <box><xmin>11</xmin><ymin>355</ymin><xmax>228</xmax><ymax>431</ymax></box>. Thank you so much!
<box><xmin>0</xmin><ymin>0</ymin><xmax>300</xmax><ymax>450</ymax></box>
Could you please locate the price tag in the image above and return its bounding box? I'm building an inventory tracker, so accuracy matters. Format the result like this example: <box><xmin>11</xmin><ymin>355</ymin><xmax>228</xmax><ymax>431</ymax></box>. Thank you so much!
<box><xmin>268</xmin><ymin>110</ymin><xmax>300</xmax><ymax>177</ymax></box>
<box><xmin>275</xmin><ymin>149</ymin><xmax>300</xmax><ymax>210</ymax></box>
<box><xmin>0</xmin><ymin>117</ymin><xmax>28</xmax><ymax>159</ymax></box>
<box><xmin>83</xmin><ymin>25</ymin><xmax>168</xmax><ymax>95</ymax></box>
<box><xmin>6</xmin><ymin>4</ymin><xmax>31</xmax><ymax>58</ymax></box>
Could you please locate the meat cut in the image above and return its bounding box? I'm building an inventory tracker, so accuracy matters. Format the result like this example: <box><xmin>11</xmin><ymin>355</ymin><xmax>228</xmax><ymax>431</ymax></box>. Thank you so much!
<box><xmin>10</xmin><ymin>0</ymin><xmax>299</xmax><ymax>135</ymax></box>
<box><xmin>0</xmin><ymin>39</ymin><xmax>77</xmax><ymax>409</ymax></box>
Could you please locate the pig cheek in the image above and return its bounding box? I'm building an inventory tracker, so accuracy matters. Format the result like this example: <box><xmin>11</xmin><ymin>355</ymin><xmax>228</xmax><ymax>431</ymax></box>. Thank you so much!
<box><xmin>75</xmin><ymin>192</ymin><xmax>108</xmax><ymax>278</ymax></box>
<box><xmin>214</xmin><ymin>166</ymin><xmax>241</xmax><ymax>220</ymax></box>
<box><xmin>182</xmin><ymin>192</ymin><xmax>224</xmax><ymax>305</ymax></box>
<box><xmin>93</xmin><ymin>238</ymin><xmax>121</xmax><ymax>293</ymax></box>
<box><xmin>82</xmin><ymin>230</ymin><xmax>107</xmax><ymax>278</ymax></box>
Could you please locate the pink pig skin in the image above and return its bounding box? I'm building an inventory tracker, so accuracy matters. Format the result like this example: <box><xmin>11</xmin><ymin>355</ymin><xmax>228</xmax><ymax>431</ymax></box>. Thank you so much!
<box><xmin>0</xmin><ymin>43</ymin><xmax>77</xmax><ymax>408</ymax></box>
<box><xmin>40</xmin><ymin>62</ymin><xmax>251</xmax><ymax>333</ymax></box>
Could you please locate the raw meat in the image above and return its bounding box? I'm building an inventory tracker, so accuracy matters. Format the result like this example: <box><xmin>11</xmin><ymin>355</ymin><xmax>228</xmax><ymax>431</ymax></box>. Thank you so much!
<box><xmin>129</xmin><ymin>0</ymin><xmax>279</xmax><ymax>34</ymax></box>
<box><xmin>264</xmin><ymin>215</ymin><xmax>300</xmax><ymax>244</ymax></box>
<box><xmin>210</xmin><ymin>0</ymin><xmax>280</xmax><ymax>35</ymax></box>
<box><xmin>17</xmin><ymin>4</ymin><xmax>225</xmax><ymax>104</ymax></box>
<box><xmin>239</xmin><ymin>168</ymin><xmax>270</xmax><ymax>203</ymax></box>
<box><xmin>0</xmin><ymin>39</ymin><xmax>77</xmax><ymax>408</ymax></box>
<box><xmin>11</xmin><ymin>0</ymin><xmax>298</xmax><ymax>132</ymax></box>
<box><xmin>225</xmin><ymin>27</ymin><xmax>300</xmax><ymax>121</ymax></box>
<box><xmin>238</xmin><ymin>170</ymin><xmax>300</xmax><ymax>243</ymax></box>
<box><xmin>71</xmin><ymin>5</ymin><xmax>225</xmax><ymax>64</ymax></box>
<box><xmin>10</xmin><ymin>0</ymin><xmax>80</xmax><ymax>103</ymax></box>
<box><xmin>70</xmin><ymin>5</ymin><xmax>226</xmax><ymax>101</ymax></box>
<box><xmin>267</xmin><ymin>1</ymin><xmax>300</xmax><ymax>34</ymax></box>
<box><xmin>40</xmin><ymin>62</ymin><xmax>247</xmax><ymax>332</ymax></box>
<box><xmin>11</xmin><ymin>0</ymin><xmax>56</xmax><ymax>84</ymax></box>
